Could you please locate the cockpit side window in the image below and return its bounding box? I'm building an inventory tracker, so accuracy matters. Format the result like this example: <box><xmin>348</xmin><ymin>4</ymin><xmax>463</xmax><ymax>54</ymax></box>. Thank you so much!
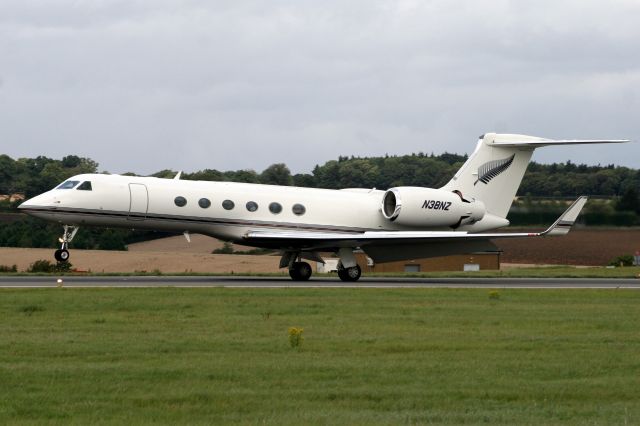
<box><xmin>57</xmin><ymin>180</ymin><xmax>80</xmax><ymax>189</ymax></box>
<box><xmin>77</xmin><ymin>181</ymin><xmax>92</xmax><ymax>191</ymax></box>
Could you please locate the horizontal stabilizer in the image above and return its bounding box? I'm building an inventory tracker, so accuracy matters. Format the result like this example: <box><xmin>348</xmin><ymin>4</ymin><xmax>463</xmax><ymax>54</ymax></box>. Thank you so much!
<box><xmin>492</xmin><ymin>139</ymin><xmax>629</xmax><ymax>148</ymax></box>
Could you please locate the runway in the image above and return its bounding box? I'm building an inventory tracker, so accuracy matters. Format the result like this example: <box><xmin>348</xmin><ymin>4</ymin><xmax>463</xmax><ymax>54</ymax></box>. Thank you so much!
<box><xmin>0</xmin><ymin>275</ymin><xmax>639</xmax><ymax>288</ymax></box>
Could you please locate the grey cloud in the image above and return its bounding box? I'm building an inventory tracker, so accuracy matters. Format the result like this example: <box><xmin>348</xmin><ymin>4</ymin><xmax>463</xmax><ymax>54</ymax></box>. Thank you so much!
<box><xmin>0</xmin><ymin>0</ymin><xmax>638</xmax><ymax>176</ymax></box>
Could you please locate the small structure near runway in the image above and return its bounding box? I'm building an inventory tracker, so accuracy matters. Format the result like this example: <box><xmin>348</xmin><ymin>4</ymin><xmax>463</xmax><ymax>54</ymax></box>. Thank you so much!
<box><xmin>317</xmin><ymin>252</ymin><xmax>499</xmax><ymax>273</ymax></box>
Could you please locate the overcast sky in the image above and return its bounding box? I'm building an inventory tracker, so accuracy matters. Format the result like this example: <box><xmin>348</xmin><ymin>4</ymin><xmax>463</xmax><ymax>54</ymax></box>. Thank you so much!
<box><xmin>1</xmin><ymin>0</ymin><xmax>638</xmax><ymax>176</ymax></box>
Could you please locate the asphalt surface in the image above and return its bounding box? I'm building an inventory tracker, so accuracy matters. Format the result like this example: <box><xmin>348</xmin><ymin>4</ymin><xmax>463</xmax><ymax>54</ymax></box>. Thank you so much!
<box><xmin>0</xmin><ymin>275</ymin><xmax>639</xmax><ymax>288</ymax></box>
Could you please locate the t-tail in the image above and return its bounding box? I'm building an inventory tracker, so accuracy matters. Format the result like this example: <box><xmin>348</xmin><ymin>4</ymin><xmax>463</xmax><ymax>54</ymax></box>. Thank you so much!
<box><xmin>440</xmin><ymin>133</ymin><xmax>629</xmax><ymax>222</ymax></box>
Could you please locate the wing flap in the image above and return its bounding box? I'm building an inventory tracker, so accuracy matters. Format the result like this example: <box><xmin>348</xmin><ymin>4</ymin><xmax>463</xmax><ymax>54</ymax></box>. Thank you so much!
<box><xmin>244</xmin><ymin>196</ymin><xmax>588</xmax><ymax>248</ymax></box>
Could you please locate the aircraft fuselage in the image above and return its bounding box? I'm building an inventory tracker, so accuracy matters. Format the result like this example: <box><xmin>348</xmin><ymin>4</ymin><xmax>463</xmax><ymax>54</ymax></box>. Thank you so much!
<box><xmin>20</xmin><ymin>173</ymin><xmax>410</xmax><ymax>246</ymax></box>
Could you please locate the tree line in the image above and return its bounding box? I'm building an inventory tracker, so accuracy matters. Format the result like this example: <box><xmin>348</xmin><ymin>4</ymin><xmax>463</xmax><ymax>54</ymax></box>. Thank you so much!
<box><xmin>0</xmin><ymin>152</ymin><xmax>638</xmax><ymax>251</ymax></box>
<box><xmin>1</xmin><ymin>152</ymin><xmax>638</xmax><ymax>200</ymax></box>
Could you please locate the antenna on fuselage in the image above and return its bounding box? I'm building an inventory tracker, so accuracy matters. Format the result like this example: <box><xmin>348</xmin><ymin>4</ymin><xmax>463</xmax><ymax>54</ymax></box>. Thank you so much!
<box><xmin>174</xmin><ymin>171</ymin><xmax>182</xmax><ymax>180</ymax></box>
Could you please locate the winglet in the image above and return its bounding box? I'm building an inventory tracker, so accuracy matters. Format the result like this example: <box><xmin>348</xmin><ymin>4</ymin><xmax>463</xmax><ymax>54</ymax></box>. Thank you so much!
<box><xmin>541</xmin><ymin>196</ymin><xmax>588</xmax><ymax>236</ymax></box>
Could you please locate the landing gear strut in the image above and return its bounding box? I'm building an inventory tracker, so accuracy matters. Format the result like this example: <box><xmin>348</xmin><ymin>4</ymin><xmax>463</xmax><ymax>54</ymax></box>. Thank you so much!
<box><xmin>289</xmin><ymin>261</ymin><xmax>312</xmax><ymax>281</ymax></box>
<box><xmin>54</xmin><ymin>225</ymin><xmax>78</xmax><ymax>263</ymax></box>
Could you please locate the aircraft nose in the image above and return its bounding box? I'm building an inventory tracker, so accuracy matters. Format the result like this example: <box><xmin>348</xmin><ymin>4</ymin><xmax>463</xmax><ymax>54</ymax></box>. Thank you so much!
<box><xmin>18</xmin><ymin>193</ymin><xmax>57</xmax><ymax>210</ymax></box>
<box><xmin>18</xmin><ymin>198</ymin><xmax>34</xmax><ymax>209</ymax></box>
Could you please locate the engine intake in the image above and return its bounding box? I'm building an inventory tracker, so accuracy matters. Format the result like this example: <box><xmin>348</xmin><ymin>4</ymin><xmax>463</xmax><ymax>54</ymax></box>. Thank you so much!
<box><xmin>381</xmin><ymin>187</ymin><xmax>485</xmax><ymax>228</ymax></box>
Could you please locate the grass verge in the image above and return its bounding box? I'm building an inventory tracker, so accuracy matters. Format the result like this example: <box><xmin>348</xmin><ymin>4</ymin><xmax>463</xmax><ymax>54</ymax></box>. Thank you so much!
<box><xmin>1</xmin><ymin>288</ymin><xmax>640</xmax><ymax>424</ymax></box>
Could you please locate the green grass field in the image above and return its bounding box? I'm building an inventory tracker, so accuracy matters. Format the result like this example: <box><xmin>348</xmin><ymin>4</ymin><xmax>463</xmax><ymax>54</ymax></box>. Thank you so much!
<box><xmin>1</xmin><ymin>288</ymin><xmax>640</xmax><ymax>424</ymax></box>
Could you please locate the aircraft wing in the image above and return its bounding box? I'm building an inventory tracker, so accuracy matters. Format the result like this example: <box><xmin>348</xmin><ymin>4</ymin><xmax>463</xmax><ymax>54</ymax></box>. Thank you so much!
<box><xmin>243</xmin><ymin>196</ymin><xmax>588</xmax><ymax>253</ymax></box>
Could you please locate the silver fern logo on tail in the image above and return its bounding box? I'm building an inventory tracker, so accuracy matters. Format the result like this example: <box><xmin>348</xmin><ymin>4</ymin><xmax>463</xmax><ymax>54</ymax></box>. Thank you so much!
<box><xmin>474</xmin><ymin>154</ymin><xmax>515</xmax><ymax>185</ymax></box>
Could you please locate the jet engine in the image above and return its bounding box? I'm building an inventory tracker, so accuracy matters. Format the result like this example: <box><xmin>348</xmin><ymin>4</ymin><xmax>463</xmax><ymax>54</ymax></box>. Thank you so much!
<box><xmin>381</xmin><ymin>187</ymin><xmax>485</xmax><ymax>228</ymax></box>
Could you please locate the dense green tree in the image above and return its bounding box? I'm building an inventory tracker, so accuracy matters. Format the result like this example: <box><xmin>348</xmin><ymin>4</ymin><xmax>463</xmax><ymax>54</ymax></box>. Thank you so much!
<box><xmin>292</xmin><ymin>173</ymin><xmax>315</xmax><ymax>188</ymax></box>
<box><xmin>616</xmin><ymin>187</ymin><xmax>640</xmax><ymax>214</ymax></box>
<box><xmin>223</xmin><ymin>169</ymin><xmax>259</xmax><ymax>183</ymax></box>
<box><xmin>97</xmin><ymin>229</ymin><xmax>127</xmax><ymax>250</ymax></box>
<box><xmin>152</xmin><ymin>169</ymin><xmax>178</xmax><ymax>179</ymax></box>
<box><xmin>259</xmin><ymin>164</ymin><xmax>293</xmax><ymax>186</ymax></box>
<box><xmin>185</xmin><ymin>169</ymin><xmax>225</xmax><ymax>181</ymax></box>
<box><xmin>0</xmin><ymin>154</ymin><xmax>98</xmax><ymax>197</ymax></box>
<box><xmin>0</xmin><ymin>155</ymin><xmax>16</xmax><ymax>193</ymax></box>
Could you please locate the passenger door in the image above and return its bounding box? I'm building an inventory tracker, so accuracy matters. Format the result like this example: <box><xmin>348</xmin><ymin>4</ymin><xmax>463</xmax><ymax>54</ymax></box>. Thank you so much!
<box><xmin>128</xmin><ymin>183</ymin><xmax>148</xmax><ymax>221</ymax></box>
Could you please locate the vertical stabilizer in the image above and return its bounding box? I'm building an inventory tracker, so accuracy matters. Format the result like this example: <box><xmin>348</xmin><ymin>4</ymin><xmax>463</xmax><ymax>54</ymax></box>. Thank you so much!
<box><xmin>440</xmin><ymin>133</ymin><xmax>628</xmax><ymax>218</ymax></box>
<box><xmin>441</xmin><ymin>133</ymin><xmax>535</xmax><ymax>218</ymax></box>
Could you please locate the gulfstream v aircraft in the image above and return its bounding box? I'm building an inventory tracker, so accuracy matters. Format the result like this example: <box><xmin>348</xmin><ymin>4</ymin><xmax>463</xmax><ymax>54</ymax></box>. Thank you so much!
<box><xmin>19</xmin><ymin>133</ymin><xmax>628</xmax><ymax>281</ymax></box>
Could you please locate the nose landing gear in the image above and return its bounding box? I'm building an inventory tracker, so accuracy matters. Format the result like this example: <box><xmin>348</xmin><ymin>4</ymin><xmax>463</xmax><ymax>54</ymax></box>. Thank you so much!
<box><xmin>54</xmin><ymin>225</ymin><xmax>78</xmax><ymax>263</ymax></box>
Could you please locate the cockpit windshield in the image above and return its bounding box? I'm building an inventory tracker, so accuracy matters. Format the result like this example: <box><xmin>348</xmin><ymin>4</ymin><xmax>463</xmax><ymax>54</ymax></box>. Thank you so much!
<box><xmin>56</xmin><ymin>180</ymin><xmax>80</xmax><ymax>190</ymax></box>
<box><xmin>77</xmin><ymin>181</ymin><xmax>92</xmax><ymax>191</ymax></box>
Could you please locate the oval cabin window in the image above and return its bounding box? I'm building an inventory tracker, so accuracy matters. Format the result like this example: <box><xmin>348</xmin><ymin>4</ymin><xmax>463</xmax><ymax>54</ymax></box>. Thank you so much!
<box><xmin>222</xmin><ymin>200</ymin><xmax>235</xmax><ymax>210</ymax></box>
<box><xmin>292</xmin><ymin>203</ymin><xmax>306</xmax><ymax>216</ymax></box>
<box><xmin>174</xmin><ymin>196</ymin><xmax>187</xmax><ymax>207</ymax></box>
<box><xmin>198</xmin><ymin>198</ymin><xmax>211</xmax><ymax>209</ymax></box>
<box><xmin>246</xmin><ymin>201</ymin><xmax>258</xmax><ymax>212</ymax></box>
<box><xmin>269</xmin><ymin>202</ymin><xmax>282</xmax><ymax>214</ymax></box>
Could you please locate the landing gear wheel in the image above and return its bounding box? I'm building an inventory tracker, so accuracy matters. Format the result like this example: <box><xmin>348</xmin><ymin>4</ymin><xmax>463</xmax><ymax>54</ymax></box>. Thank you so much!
<box><xmin>289</xmin><ymin>261</ymin><xmax>312</xmax><ymax>281</ymax></box>
<box><xmin>55</xmin><ymin>249</ymin><xmax>70</xmax><ymax>263</ymax></box>
<box><xmin>59</xmin><ymin>249</ymin><xmax>70</xmax><ymax>262</ymax></box>
<box><xmin>54</xmin><ymin>225</ymin><xmax>78</xmax><ymax>264</ymax></box>
<box><xmin>337</xmin><ymin>264</ymin><xmax>361</xmax><ymax>282</ymax></box>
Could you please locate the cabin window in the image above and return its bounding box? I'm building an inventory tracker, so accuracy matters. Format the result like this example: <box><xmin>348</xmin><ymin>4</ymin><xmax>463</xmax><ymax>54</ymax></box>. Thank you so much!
<box><xmin>77</xmin><ymin>181</ymin><xmax>92</xmax><ymax>191</ymax></box>
<box><xmin>292</xmin><ymin>203</ymin><xmax>306</xmax><ymax>216</ymax></box>
<box><xmin>198</xmin><ymin>198</ymin><xmax>211</xmax><ymax>209</ymax></box>
<box><xmin>174</xmin><ymin>196</ymin><xmax>187</xmax><ymax>207</ymax></box>
<box><xmin>57</xmin><ymin>180</ymin><xmax>80</xmax><ymax>189</ymax></box>
<box><xmin>222</xmin><ymin>200</ymin><xmax>235</xmax><ymax>210</ymax></box>
<box><xmin>246</xmin><ymin>201</ymin><xmax>258</xmax><ymax>212</ymax></box>
<box><xmin>269</xmin><ymin>202</ymin><xmax>282</xmax><ymax>214</ymax></box>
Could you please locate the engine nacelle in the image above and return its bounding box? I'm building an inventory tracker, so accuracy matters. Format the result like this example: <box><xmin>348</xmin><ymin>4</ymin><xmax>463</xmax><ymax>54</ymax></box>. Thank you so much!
<box><xmin>381</xmin><ymin>187</ymin><xmax>485</xmax><ymax>228</ymax></box>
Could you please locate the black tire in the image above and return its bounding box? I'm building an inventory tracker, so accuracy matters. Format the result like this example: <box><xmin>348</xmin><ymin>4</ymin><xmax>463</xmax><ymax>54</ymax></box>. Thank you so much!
<box><xmin>289</xmin><ymin>267</ymin><xmax>299</xmax><ymax>280</ymax></box>
<box><xmin>58</xmin><ymin>249</ymin><xmax>70</xmax><ymax>263</ymax></box>
<box><xmin>289</xmin><ymin>261</ymin><xmax>312</xmax><ymax>281</ymax></box>
<box><xmin>54</xmin><ymin>249</ymin><xmax>62</xmax><ymax>262</ymax></box>
<box><xmin>338</xmin><ymin>264</ymin><xmax>361</xmax><ymax>282</ymax></box>
<box><xmin>337</xmin><ymin>262</ymin><xmax>347</xmax><ymax>281</ymax></box>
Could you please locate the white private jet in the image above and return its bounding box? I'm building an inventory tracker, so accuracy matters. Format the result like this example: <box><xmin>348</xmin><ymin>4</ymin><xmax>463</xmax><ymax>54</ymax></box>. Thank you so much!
<box><xmin>19</xmin><ymin>133</ymin><xmax>628</xmax><ymax>281</ymax></box>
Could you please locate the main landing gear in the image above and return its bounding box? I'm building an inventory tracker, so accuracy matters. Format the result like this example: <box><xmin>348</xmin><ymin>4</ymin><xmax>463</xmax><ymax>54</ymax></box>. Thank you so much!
<box><xmin>281</xmin><ymin>248</ymin><xmax>363</xmax><ymax>282</ymax></box>
<box><xmin>337</xmin><ymin>262</ymin><xmax>361</xmax><ymax>282</ymax></box>
<box><xmin>289</xmin><ymin>261</ymin><xmax>313</xmax><ymax>281</ymax></box>
<box><xmin>280</xmin><ymin>251</ymin><xmax>316</xmax><ymax>282</ymax></box>
<box><xmin>54</xmin><ymin>225</ymin><xmax>78</xmax><ymax>263</ymax></box>
<box><xmin>335</xmin><ymin>247</ymin><xmax>361</xmax><ymax>282</ymax></box>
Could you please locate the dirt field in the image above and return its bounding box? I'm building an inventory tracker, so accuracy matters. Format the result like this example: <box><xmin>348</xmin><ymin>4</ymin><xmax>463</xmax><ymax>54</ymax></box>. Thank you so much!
<box><xmin>127</xmin><ymin>233</ymin><xmax>255</xmax><ymax>253</ymax></box>
<box><xmin>0</xmin><ymin>247</ymin><xmax>282</xmax><ymax>274</ymax></box>
<box><xmin>0</xmin><ymin>234</ymin><xmax>280</xmax><ymax>274</ymax></box>
<box><xmin>497</xmin><ymin>227</ymin><xmax>640</xmax><ymax>266</ymax></box>
<box><xmin>0</xmin><ymin>229</ymin><xmax>637</xmax><ymax>273</ymax></box>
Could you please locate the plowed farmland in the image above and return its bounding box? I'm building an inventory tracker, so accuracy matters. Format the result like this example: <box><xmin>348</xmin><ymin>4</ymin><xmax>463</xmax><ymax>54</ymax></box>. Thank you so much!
<box><xmin>496</xmin><ymin>228</ymin><xmax>640</xmax><ymax>266</ymax></box>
